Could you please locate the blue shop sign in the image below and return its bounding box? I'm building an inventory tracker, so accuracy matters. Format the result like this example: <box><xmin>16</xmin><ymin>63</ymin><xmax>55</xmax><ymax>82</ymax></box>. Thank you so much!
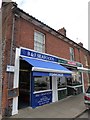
<box><xmin>20</xmin><ymin>48</ymin><xmax>58</xmax><ymax>62</ymax></box>
<box><xmin>32</xmin><ymin>91</ymin><xmax>52</xmax><ymax>108</ymax></box>
<box><xmin>33</xmin><ymin>72</ymin><xmax>72</xmax><ymax>77</ymax></box>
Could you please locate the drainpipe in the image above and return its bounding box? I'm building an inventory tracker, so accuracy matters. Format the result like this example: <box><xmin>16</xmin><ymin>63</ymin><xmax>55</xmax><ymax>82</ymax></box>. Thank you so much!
<box><xmin>10</xmin><ymin>14</ymin><xmax>15</xmax><ymax>65</ymax></box>
<box><xmin>8</xmin><ymin>14</ymin><xmax>15</xmax><ymax>89</ymax></box>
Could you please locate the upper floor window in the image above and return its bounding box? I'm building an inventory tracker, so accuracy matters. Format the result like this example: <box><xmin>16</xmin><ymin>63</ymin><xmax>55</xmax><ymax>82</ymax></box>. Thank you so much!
<box><xmin>84</xmin><ymin>55</ymin><xmax>88</xmax><ymax>66</ymax></box>
<box><xmin>34</xmin><ymin>31</ymin><xmax>45</xmax><ymax>53</ymax></box>
<box><xmin>70</xmin><ymin>47</ymin><xmax>74</xmax><ymax>61</ymax></box>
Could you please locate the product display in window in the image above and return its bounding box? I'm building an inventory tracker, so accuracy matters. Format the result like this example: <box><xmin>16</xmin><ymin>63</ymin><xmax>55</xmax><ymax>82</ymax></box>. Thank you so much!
<box><xmin>34</xmin><ymin>76</ymin><xmax>51</xmax><ymax>91</ymax></box>
<box><xmin>57</xmin><ymin>76</ymin><xmax>66</xmax><ymax>88</ymax></box>
<box><xmin>67</xmin><ymin>71</ymin><xmax>82</xmax><ymax>86</ymax></box>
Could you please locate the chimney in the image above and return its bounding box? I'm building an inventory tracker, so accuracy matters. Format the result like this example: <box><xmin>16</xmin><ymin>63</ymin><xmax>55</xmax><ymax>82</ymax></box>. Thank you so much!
<box><xmin>2</xmin><ymin>0</ymin><xmax>17</xmax><ymax>8</ymax></box>
<box><xmin>78</xmin><ymin>42</ymin><xmax>83</xmax><ymax>47</ymax></box>
<box><xmin>58</xmin><ymin>27</ymin><xmax>66</xmax><ymax>36</ymax></box>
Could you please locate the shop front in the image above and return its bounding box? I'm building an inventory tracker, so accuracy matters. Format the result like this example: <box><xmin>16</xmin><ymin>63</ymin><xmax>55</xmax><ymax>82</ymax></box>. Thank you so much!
<box><xmin>77</xmin><ymin>67</ymin><xmax>90</xmax><ymax>91</ymax></box>
<box><xmin>21</xmin><ymin>55</ymin><xmax>72</xmax><ymax>108</ymax></box>
<box><xmin>12</xmin><ymin>47</ymin><xmax>83</xmax><ymax>115</ymax></box>
<box><xmin>58</xmin><ymin>58</ymin><xmax>83</xmax><ymax>96</ymax></box>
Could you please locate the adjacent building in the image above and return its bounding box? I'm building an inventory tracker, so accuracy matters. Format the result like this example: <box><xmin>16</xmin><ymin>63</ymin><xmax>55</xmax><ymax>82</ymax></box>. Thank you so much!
<box><xmin>2</xmin><ymin>2</ymin><xmax>90</xmax><ymax>116</ymax></box>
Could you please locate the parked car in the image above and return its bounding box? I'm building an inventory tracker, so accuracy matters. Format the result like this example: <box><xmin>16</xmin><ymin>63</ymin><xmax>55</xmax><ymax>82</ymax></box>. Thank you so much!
<box><xmin>84</xmin><ymin>86</ymin><xmax>90</xmax><ymax>109</ymax></box>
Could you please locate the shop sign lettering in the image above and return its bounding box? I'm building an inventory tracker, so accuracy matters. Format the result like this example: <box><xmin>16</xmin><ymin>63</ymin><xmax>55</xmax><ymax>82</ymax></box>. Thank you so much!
<box><xmin>32</xmin><ymin>91</ymin><xmax>52</xmax><ymax>108</ymax></box>
<box><xmin>49</xmin><ymin>73</ymin><xmax>63</xmax><ymax>76</ymax></box>
<box><xmin>20</xmin><ymin>48</ymin><xmax>82</xmax><ymax>67</ymax></box>
<box><xmin>20</xmin><ymin>48</ymin><xmax>58</xmax><ymax>62</ymax></box>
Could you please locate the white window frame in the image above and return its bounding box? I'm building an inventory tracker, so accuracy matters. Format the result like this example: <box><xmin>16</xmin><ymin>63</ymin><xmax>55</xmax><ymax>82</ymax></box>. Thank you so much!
<box><xmin>70</xmin><ymin>47</ymin><xmax>74</xmax><ymax>61</ymax></box>
<box><xmin>34</xmin><ymin>30</ymin><xmax>45</xmax><ymax>53</ymax></box>
<box><xmin>84</xmin><ymin>55</ymin><xmax>88</xmax><ymax>66</ymax></box>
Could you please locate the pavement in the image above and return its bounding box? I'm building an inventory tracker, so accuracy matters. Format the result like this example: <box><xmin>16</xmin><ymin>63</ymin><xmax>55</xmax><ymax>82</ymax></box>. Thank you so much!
<box><xmin>7</xmin><ymin>94</ymin><xmax>86</xmax><ymax>118</ymax></box>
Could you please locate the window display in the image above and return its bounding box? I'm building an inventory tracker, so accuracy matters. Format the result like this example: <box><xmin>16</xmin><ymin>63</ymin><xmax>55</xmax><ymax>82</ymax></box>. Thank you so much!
<box><xmin>57</xmin><ymin>76</ymin><xmax>66</xmax><ymax>88</ymax></box>
<box><xmin>72</xmin><ymin>71</ymin><xmax>82</xmax><ymax>85</ymax></box>
<box><xmin>34</xmin><ymin>76</ymin><xmax>51</xmax><ymax>91</ymax></box>
<box><xmin>67</xmin><ymin>71</ymin><xmax>82</xmax><ymax>86</ymax></box>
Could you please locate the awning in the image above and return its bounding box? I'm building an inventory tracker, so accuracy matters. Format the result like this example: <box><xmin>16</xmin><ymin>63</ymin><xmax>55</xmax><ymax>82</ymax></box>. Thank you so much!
<box><xmin>22</xmin><ymin>57</ymin><xmax>72</xmax><ymax>74</ymax></box>
<box><xmin>77</xmin><ymin>67</ymin><xmax>90</xmax><ymax>73</ymax></box>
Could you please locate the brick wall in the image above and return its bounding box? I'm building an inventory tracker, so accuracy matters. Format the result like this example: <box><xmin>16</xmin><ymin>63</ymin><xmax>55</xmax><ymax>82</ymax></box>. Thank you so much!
<box><xmin>15</xmin><ymin>16</ymin><xmax>71</xmax><ymax>60</ymax></box>
<box><xmin>2</xmin><ymin>2</ymin><xmax>16</xmax><ymax>116</ymax></box>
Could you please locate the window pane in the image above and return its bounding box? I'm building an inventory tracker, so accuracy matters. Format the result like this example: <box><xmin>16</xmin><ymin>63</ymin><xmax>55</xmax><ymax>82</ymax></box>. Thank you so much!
<box><xmin>34</xmin><ymin>76</ymin><xmax>51</xmax><ymax>91</ymax></box>
<box><xmin>57</xmin><ymin>77</ymin><xmax>66</xmax><ymax>88</ymax></box>
<box><xmin>71</xmin><ymin>71</ymin><xmax>82</xmax><ymax>85</ymax></box>
<box><xmin>34</xmin><ymin>31</ymin><xmax>45</xmax><ymax>52</ymax></box>
<box><xmin>70</xmin><ymin>47</ymin><xmax>74</xmax><ymax>61</ymax></box>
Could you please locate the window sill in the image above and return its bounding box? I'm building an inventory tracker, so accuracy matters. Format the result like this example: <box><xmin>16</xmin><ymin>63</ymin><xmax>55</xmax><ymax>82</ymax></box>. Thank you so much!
<box><xmin>33</xmin><ymin>89</ymin><xmax>52</xmax><ymax>94</ymax></box>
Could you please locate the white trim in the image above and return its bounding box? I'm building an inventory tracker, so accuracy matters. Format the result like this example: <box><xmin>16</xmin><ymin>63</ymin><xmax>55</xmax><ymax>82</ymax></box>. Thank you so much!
<box><xmin>77</xmin><ymin>67</ymin><xmax>90</xmax><ymax>72</ymax></box>
<box><xmin>13</xmin><ymin>48</ymin><xmax>20</xmax><ymax>88</ymax></box>
<box><xmin>52</xmin><ymin>76</ymin><xmax>58</xmax><ymax>102</ymax></box>
<box><xmin>12</xmin><ymin>110</ymin><xmax>18</xmax><ymax>115</ymax></box>
<box><xmin>82</xmin><ymin>71</ymin><xmax>85</xmax><ymax>93</ymax></box>
<box><xmin>12</xmin><ymin>97</ymin><xmax>18</xmax><ymax>115</ymax></box>
<box><xmin>12</xmin><ymin>48</ymin><xmax>20</xmax><ymax>115</ymax></box>
<box><xmin>12</xmin><ymin>111</ymin><xmax>18</xmax><ymax>116</ymax></box>
<box><xmin>32</xmin><ymin>67</ymin><xmax>73</xmax><ymax>74</ymax></box>
<box><xmin>86</xmin><ymin>93</ymin><xmax>90</xmax><ymax>96</ymax></box>
<box><xmin>67</xmin><ymin>85</ymin><xmax>83</xmax><ymax>88</ymax></box>
<box><xmin>34</xmin><ymin>89</ymin><xmax>52</xmax><ymax>94</ymax></box>
<box><xmin>77</xmin><ymin>66</ymin><xmax>90</xmax><ymax>93</ymax></box>
<box><xmin>84</xmin><ymin>101</ymin><xmax>90</xmax><ymax>104</ymax></box>
<box><xmin>57</xmin><ymin>87</ymin><xmax>67</xmax><ymax>91</ymax></box>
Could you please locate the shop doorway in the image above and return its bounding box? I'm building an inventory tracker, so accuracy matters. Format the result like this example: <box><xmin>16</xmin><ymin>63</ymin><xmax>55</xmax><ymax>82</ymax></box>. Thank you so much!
<box><xmin>18</xmin><ymin>59</ymin><xmax>32</xmax><ymax>109</ymax></box>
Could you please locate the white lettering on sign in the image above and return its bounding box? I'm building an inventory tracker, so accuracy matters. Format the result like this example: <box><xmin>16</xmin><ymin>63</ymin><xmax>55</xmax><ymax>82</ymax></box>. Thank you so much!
<box><xmin>49</xmin><ymin>73</ymin><xmax>63</xmax><ymax>76</ymax></box>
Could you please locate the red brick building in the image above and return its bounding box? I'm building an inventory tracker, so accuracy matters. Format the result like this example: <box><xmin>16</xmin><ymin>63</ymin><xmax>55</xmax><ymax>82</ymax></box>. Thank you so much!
<box><xmin>2</xmin><ymin>2</ymin><xmax>90</xmax><ymax>116</ymax></box>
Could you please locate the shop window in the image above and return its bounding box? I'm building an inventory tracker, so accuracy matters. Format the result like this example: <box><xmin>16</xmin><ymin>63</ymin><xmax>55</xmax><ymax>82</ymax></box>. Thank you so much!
<box><xmin>70</xmin><ymin>47</ymin><xmax>74</xmax><ymax>61</ymax></box>
<box><xmin>34</xmin><ymin>76</ymin><xmax>51</xmax><ymax>91</ymax></box>
<box><xmin>72</xmin><ymin>72</ymin><xmax>82</xmax><ymax>85</ymax></box>
<box><xmin>67</xmin><ymin>77</ymin><xmax>72</xmax><ymax>85</ymax></box>
<box><xmin>57</xmin><ymin>76</ymin><xmax>67</xmax><ymax>88</ymax></box>
<box><xmin>67</xmin><ymin>72</ymin><xmax>82</xmax><ymax>86</ymax></box>
<box><xmin>34</xmin><ymin>31</ymin><xmax>45</xmax><ymax>53</ymax></box>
